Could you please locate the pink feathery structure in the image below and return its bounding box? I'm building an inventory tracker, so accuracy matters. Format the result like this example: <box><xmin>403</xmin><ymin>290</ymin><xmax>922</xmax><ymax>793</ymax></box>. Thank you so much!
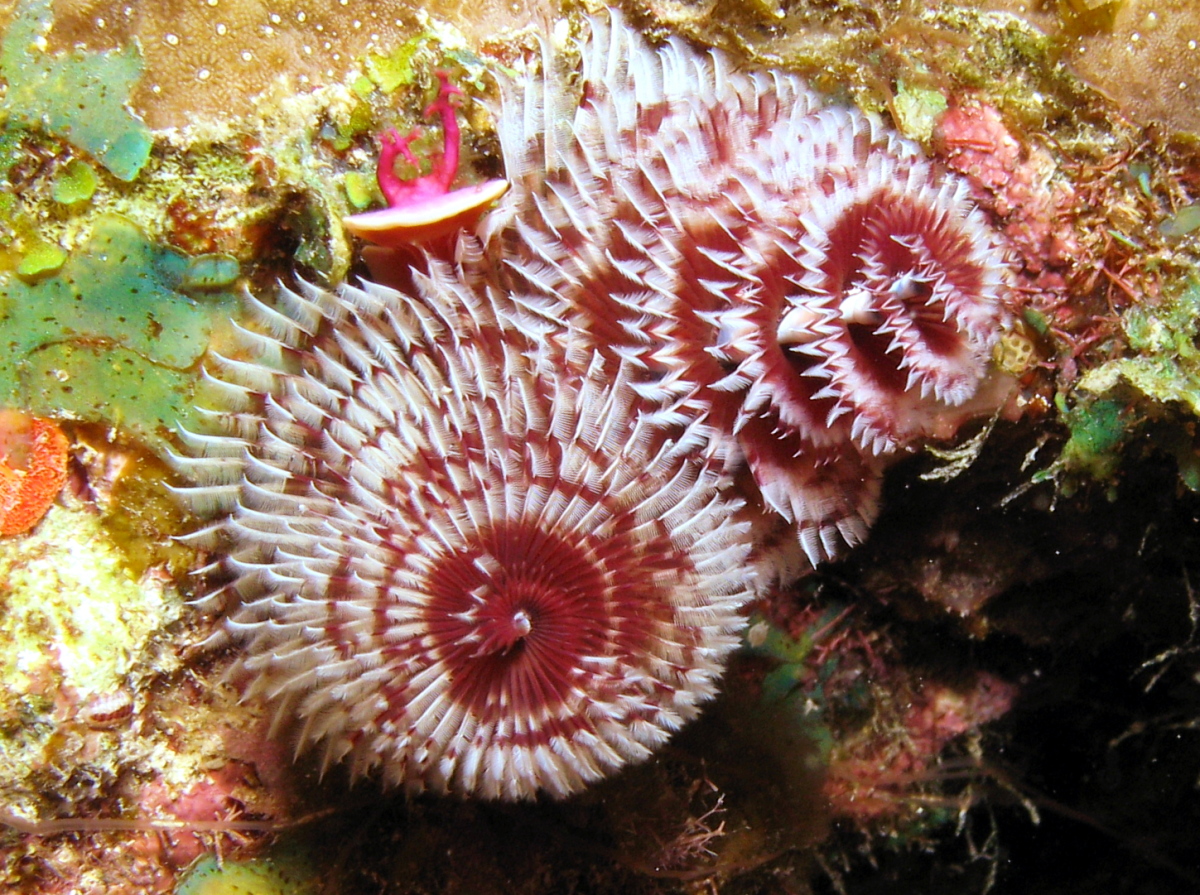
<box><xmin>177</xmin><ymin>265</ymin><xmax>753</xmax><ymax>800</ymax></box>
<box><xmin>486</xmin><ymin>13</ymin><xmax>1011</xmax><ymax>567</ymax></box>
<box><xmin>178</xmin><ymin>10</ymin><xmax>1012</xmax><ymax>798</ymax></box>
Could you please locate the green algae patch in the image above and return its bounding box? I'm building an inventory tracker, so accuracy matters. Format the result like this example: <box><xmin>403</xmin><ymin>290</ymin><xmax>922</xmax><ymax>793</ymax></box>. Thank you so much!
<box><xmin>1066</xmin><ymin>278</ymin><xmax>1200</xmax><ymax>490</ymax></box>
<box><xmin>1159</xmin><ymin>204</ymin><xmax>1200</xmax><ymax>239</ymax></box>
<box><xmin>365</xmin><ymin>36</ymin><xmax>424</xmax><ymax>94</ymax></box>
<box><xmin>19</xmin><ymin>343</ymin><xmax>197</xmax><ymax>447</ymax></box>
<box><xmin>1078</xmin><ymin>281</ymin><xmax>1200</xmax><ymax>419</ymax></box>
<box><xmin>0</xmin><ymin>125</ymin><xmax>25</xmax><ymax>233</ymax></box>
<box><xmin>51</xmin><ymin>158</ymin><xmax>98</xmax><ymax>206</ymax></box>
<box><xmin>0</xmin><ymin>0</ymin><xmax>151</xmax><ymax>182</ymax></box>
<box><xmin>176</xmin><ymin>844</ymin><xmax>319</xmax><ymax>895</ymax></box>
<box><xmin>344</xmin><ymin>170</ymin><xmax>379</xmax><ymax>210</ymax></box>
<box><xmin>328</xmin><ymin>98</ymin><xmax>376</xmax><ymax>152</ymax></box>
<box><xmin>181</xmin><ymin>254</ymin><xmax>240</xmax><ymax>290</ymax></box>
<box><xmin>15</xmin><ymin>239</ymin><xmax>65</xmax><ymax>276</ymax></box>
<box><xmin>892</xmin><ymin>80</ymin><xmax>948</xmax><ymax>144</ymax></box>
<box><xmin>0</xmin><ymin>215</ymin><xmax>239</xmax><ymax>451</ymax></box>
<box><xmin>1051</xmin><ymin>394</ymin><xmax>1130</xmax><ymax>488</ymax></box>
<box><xmin>742</xmin><ymin>609</ymin><xmax>870</xmax><ymax>759</ymax></box>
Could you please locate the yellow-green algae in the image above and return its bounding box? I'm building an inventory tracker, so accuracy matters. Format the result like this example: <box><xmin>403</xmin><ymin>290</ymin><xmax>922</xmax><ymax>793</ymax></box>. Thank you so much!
<box><xmin>0</xmin><ymin>0</ymin><xmax>151</xmax><ymax>182</ymax></box>
<box><xmin>1077</xmin><ymin>282</ymin><xmax>1200</xmax><ymax>420</ymax></box>
<box><xmin>176</xmin><ymin>845</ymin><xmax>319</xmax><ymax>895</ymax></box>
<box><xmin>890</xmin><ymin>80</ymin><xmax>949</xmax><ymax>144</ymax></box>
<box><xmin>13</xmin><ymin>239</ymin><xmax>64</xmax><ymax>276</ymax></box>
<box><xmin>51</xmin><ymin>158</ymin><xmax>98</xmax><ymax>207</ymax></box>
<box><xmin>364</xmin><ymin>33</ymin><xmax>427</xmax><ymax>95</ymax></box>
<box><xmin>0</xmin><ymin>506</ymin><xmax>183</xmax><ymax>703</ymax></box>
<box><xmin>0</xmin><ymin>126</ymin><xmax>20</xmax><ymax>235</ymax></box>
<box><xmin>1066</xmin><ymin>277</ymin><xmax>1200</xmax><ymax>491</ymax></box>
<box><xmin>74</xmin><ymin>431</ymin><xmax>201</xmax><ymax>580</ymax></box>
<box><xmin>343</xmin><ymin>170</ymin><xmax>380</xmax><ymax>210</ymax></box>
<box><xmin>651</xmin><ymin>3</ymin><xmax>1091</xmax><ymax>139</ymax></box>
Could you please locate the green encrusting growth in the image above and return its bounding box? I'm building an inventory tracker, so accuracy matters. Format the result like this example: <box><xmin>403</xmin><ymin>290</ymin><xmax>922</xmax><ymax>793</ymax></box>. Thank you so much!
<box><xmin>1080</xmin><ymin>278</ymin><xmax>1200</xmax><ymax>419</ymax></box>
<box><xmin>51</xmin><ymin>158</ymin><xmax>98</xmax><ymax>205</ymax></box>
<box><xmin>890</xmin><ymin>80</ymin><xmax>948</xmax><ymax>144</ymax></box>
<box><xmin>0</xmin><ymin>0</ymin><xmax>151</xmax><ymax>181</ymax></box>
<box><xmin>364</xmin><ymin>35</ymin><xmax>425</xmax><ymax>94</ymax></box>
<box><xmin>343</xmin><ymin>169</ymin><xmax>379</xmax><ymax>210</ymax></box>
<box><xmin>742</xmin><ymin>610</ymin><xmax>870</xmax><ymax>763</ymax></box>
<box><xmin>0</xmin><ymin>126</ymin><xmax>23</xmax><ymax>230</ymax></box>
<box><xmin>175</xmin><ymin>844</ymin><xmax>320</xmax><ymax>895</ymax></box>
<box><xmin>1058</xmin><ymin>277</ymin><xmax>1200</xmax><ymax>491</ymax></box>
<box><xmin>13</xmin><ymin>239</ymin><xmax>65</xmax><ymax>276</ymax></box>
<box><xmin>0</xmin><ymin>215</ymin><xmax>239</xmax><ymax>450</ymax></box>
<box><xmin>1051</xmin><ymin>394</ymin><xmax>1130</xmax><ymax>488</ymax></box>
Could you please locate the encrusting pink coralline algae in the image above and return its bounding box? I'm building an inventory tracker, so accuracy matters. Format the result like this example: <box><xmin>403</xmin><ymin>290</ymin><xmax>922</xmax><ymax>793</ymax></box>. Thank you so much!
<box><xmin>176</xmin><ymin>10</ymin><xmax>1013</xmax><ymax>800</ymax></box>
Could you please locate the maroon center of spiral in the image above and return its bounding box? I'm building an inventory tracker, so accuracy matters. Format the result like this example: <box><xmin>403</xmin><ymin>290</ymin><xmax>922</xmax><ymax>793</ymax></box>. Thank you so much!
<box><xmin>420</xmin><ymin>520</ymin><xmax>654</xmax><ymax>718</ymax></box>
<box><xmin>819</xmin><ymin>194</ymin><xmax>970</xmax><ymax>375</ymax></box>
